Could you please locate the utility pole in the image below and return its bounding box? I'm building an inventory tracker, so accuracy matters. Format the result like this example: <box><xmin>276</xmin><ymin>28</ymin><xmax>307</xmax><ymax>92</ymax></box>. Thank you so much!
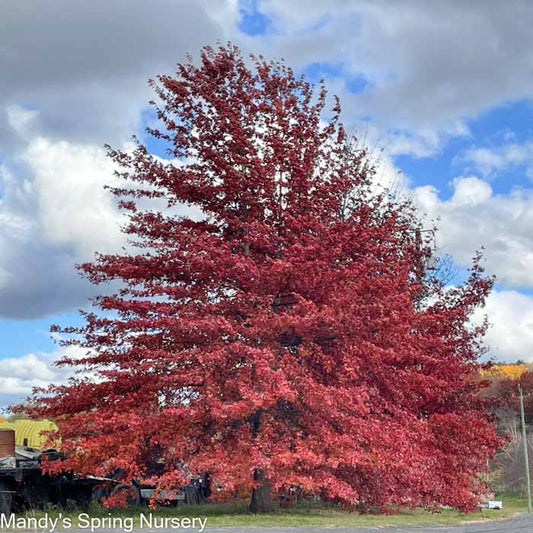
<box><xmin>519</xmin><ymin>384</ymin><xmax>532</xmax><ymax>513</ymax></box>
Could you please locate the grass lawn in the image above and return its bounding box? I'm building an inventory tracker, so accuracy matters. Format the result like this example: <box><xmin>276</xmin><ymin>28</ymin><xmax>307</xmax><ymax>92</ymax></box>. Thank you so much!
<box><xmin>21</xmin><ymin>493</ymin><xmax>528</xmax><ymax>529</ymax></box>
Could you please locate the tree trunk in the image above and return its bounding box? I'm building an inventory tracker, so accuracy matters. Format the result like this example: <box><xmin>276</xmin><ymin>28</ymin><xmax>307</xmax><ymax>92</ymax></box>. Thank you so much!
<box><xmin>249</xmin><ymin>469</ymin><xmax>273</xmax><ymax>513</ymax></box>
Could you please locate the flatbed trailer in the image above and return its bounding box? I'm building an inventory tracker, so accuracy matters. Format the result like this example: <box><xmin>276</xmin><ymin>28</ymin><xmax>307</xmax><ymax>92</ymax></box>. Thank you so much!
<box><xmin>0</xmin><ymin>444</ymin><xmax>121</xmax><ymax>516</ymax></box>
<box><xmin>1</xmin><ymin>454</ymin><xmax>210</xmax><ymax>516</ymax></box>
<box><xmin>1</xmin><ymin>426</ymin><xmax>210</xmax><ymax>515</ymax></box>
<box><xmin>0</xmin><ymin>464</ymin><xmax>102</xmax><ymax>515</ymax></box>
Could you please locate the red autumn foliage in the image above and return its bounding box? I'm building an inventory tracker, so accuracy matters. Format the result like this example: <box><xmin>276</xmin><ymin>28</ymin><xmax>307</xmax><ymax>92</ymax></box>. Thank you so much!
<box><xmin>22</xmin><ymin>44</ymin><xmax>500</xmax><ymax>512</ymax></box>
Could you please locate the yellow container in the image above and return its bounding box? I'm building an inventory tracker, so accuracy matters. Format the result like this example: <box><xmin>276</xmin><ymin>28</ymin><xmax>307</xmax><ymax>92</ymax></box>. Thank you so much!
<box><xmin>0</xmin><ymin>420</ymin><xmax>58</xmax><ymax>449</ymax></box>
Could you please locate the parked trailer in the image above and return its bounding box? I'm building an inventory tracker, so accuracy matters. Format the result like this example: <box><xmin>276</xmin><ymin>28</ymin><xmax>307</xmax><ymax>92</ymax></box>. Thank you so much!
<box><xmin>0</xmin><ymin>468</ymin><xmax>102</xmax><ymax>515</ymax></box>
<box><xmin>1</xmin><ymin>426</ymin><xmax>107</xmax><ymax>515</ymax></box>
<box><xmin>0</xmin><ymin>427</ymin><xmax>209</xmax><ymax>515</ymax></box>
<box><xmin>1</xmin><ymin>456</ymin><xmax>208</xmax><ymax>515</ymax></box>
<box><xmin>0</xmin><ymin>446</ymin><xmax>108</xmax><ymax>516</ymax></box>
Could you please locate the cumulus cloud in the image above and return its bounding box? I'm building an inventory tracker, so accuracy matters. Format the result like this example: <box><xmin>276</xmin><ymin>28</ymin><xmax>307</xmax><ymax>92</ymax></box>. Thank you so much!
<box><xmin>3</xmin><ymin>0</ymin><xmax>533</xmax><ymax>156</ymax></box>
<box><xmin>414</xmin><ymin>176</ymin><xmax>533</xmax><ymax>288</ymax></box>
<box><xmin>249</xmin><ymin>0</ymin><xmax>533</xmax><ymax>155</ymax></box>
<box><xmin>0</xmin><ymin>344</ymin><xmax>85</xmax><ymax>409</ymax></box>
<box><xmin>0</xmin><ymin>114</ymin><xmax>126</xmax><ymax>317</ymax></box>
<box><xmin>22</xmin><ymin>138</ymin><xmax>124</xmax><ymax>256</ymax></box>
<box><xmin>0</xmin><ymin>1</ymin><xmax>242</xmax><ymax>318</ymax></box>
<box><xmin>475</xmin><ymin>290</ymin><xmax>533</xmax><ymax>363</ymax></box>
<box><xmin>463</xmin><ymin>139</ymin><xmax>533</xmax><ymax>179</ymax></box>
<box><xmin>0</xmin><ymin>0</ymin><xmax>230</xmax><ymax>146</ymax></box>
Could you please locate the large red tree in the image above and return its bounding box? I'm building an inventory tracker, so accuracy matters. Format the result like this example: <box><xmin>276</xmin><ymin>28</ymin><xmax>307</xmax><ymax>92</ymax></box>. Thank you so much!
<box><xmin>24</xmin><ymin>44</ymin><xmax>500</xmax><ymax>512</ymax></box>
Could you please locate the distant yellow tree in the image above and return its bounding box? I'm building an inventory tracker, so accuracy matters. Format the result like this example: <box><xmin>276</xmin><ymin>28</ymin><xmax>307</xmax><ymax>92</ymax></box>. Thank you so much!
<box><xmin>481</xmin><ymin>364</ymin><xmax>528</xmax><ymax>381</ymax></box>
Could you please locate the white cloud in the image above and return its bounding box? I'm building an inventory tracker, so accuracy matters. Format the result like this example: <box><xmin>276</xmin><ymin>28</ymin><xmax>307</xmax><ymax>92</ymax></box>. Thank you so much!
<box><xmin>414</xmin><ymin>176</ymin><xmax>533</xmax><ymax>288</ymax></box>
<box><xmin>386</xmin><ymin>122</ymin><xmax>471</xmax><ymax>158</ymax></box>
<box><xmin>1</xmin><ymin>353</ymin><xmax>58</xmax><ymax>383</ymax></box>
<box><xmin>0</xmin><ymin>118</ymin><xmax>127</xmax><ymax>317</ymax></box>
<box><xmin>463</xmin><ymin>140</ymin><xmax>533</xmax><ymax>179</ymax></box>
<box><xmin>0</xmin><ymin>344</ymin><xmax>84</xmax><ymax>407</ymax></box>
<box><xmin>447</xmin><ymin>177</ymin><xmax>492</xmax><ymax>206</ymax></box>
<box><xmin>6</xmin><ymin>105</ymin><xmax>38</xmax><ymax>139</ymax></box>
<box><xmin>0</xmin><ymin>0</ymin><xmax>228</xmax><ymax>146</ymax></box>
<box><xmin>0</xmin><ymin>113</ymin><xmax>206</xmax><ymax>318</ymax></box>
<box><xmin>475</xmin><ymin>290</ymin><xmax>533</xmax><ymax>363</ymax></box>
<box><xmin>0</xmin><ymin>1</ymin><xmax>242</xmax><ymax>318</ymax></box>
<box><xmin>22</xmin><ymin>138</ymin><xmax>124</xmax><ymax>256</ymax></box>
<box><xmin>251</xmin><ymin>0</ymin><xmax>533</xmax><ymax>156</ymax></box>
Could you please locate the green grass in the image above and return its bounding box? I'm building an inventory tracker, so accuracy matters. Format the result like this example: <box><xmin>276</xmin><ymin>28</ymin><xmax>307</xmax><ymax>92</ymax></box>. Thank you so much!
<box><xmin>21</xmin><ymin>493</ymin><xmax>528</xmax><ymax>529</ymax></box>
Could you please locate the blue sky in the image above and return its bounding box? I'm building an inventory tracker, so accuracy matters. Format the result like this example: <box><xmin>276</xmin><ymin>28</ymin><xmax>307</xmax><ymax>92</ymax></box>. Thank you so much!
<box><xmin>2</xmin><ymin>0</ymin><xmax>533</xmax><ymax>408</ymax></box>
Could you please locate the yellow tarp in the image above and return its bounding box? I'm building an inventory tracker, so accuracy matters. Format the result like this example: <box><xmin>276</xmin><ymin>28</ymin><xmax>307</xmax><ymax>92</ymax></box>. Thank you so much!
<box><xmin>0</xmin><ymin>419</ymin><xmax>58</xmax><ymax>449</ymax></box>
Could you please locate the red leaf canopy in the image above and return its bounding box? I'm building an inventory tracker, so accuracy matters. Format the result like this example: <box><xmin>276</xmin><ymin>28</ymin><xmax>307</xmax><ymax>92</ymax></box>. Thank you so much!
<box><xmin>24</xmin><ymin>44</ymin><xmax>500</xmax><ymax>511</ymax></box>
